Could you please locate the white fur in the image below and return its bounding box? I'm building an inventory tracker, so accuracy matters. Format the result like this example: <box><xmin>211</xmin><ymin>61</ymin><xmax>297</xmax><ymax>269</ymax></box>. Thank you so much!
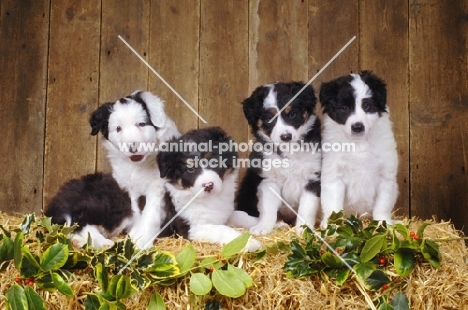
<box><xmin>166</xmin><ymin>169</ymin><xmax>261</xmax><ymax>252</ymax></box>
<box><xmin>320</xmin><ymin>75</ymin><xmax>399</xmax><ymax>227</ymax></box>
<box><xmin>104</xmin><ymin>91</ymin><xmax>180</xmax><ymax>249</ymax></box>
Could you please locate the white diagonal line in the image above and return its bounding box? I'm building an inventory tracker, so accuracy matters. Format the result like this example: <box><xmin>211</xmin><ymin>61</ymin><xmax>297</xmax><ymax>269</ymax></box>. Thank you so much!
<box><xmin>268</xmin><ymin>36</ymin><xmax>357</xmax><ymax>123</ymax></box>
<box><xmin>118</xmin><ymin>35</ymin><xmax>207</xmax><ymax>124</ymax></box>
<box><xmin>268</xmin><ymin>187</ymin><xmax>356</xmax><ymax>274</ymax></box>
<box><xmin>118</xmin><ymin>187</ymin><xmax>205</xmax><ymax>274</ymax></box>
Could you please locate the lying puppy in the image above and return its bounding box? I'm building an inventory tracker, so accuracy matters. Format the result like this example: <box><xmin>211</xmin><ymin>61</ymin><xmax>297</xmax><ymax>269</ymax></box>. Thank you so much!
<box><xmin>157</xmin><ymin>127</ymin><xmax>261</xmax><ymax>252</ymax></box>
<box><xmin>234</xmin><ymin>82</ymin><xmax>322</xmax><ymax>235</ymax></box>
<box><xmin>45</xmin><ymin>173</ymin><xmax>140</xmax><ymax>248</ymax></box>
<box><xmin>90</xmin><ymin>91</ymin><xmax>180</xmax><ymax>248</ymax></box>
<box><xmin>319</xmin><ymin>71</ymin><xmax>399</xmax><ymax>227</ymax></box>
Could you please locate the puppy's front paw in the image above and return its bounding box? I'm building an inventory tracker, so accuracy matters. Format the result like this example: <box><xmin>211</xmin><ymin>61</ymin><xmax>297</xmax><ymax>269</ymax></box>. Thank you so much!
<box><xmin>249</xmin><ymin>224</ymin><xmax>274</xmax><ymax>236</ymax></box>
<box><xmin>244</xmin><ymin>237</ymin><xmax>262</xmax><ymax>252</ymax></box>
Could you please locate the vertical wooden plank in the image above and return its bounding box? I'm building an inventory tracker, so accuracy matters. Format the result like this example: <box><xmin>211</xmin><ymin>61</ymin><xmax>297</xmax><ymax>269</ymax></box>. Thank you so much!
<box><xmin>148</xmin><ymin>0</ymin><xmax>199</xmax><ymax>135</ymax></box>
<box><xmin>44</xmin><ymin>1</ymin><xmax>101</xmax><ymax>205</ymax></box>
<box><xmin>409</xmin><ymin>0</ymin><xmax>468</xmax><ymax>231</ymax></box>
<box><xmin>98</xmin><ymin>0</ymin><xmax>150</xmax><ymax>172</ymax></box>
<box><xmin>308</xmin><ymin>0</ymin><xmax>359</xmax><ymax>88</ymax></box>
<box><xmin>199</xmin><ymin>1</ymin><xmax>249</xmax><ymax>145</ymax></box>
<box><xmin>250</xmin><ymin>0</ymin><xmax>309</xmax><ymax>88</ymax></box>
<box><xmin>0</xmin><ymin>0</ymin><xmax>49</xmax><ymax>214</ymax></box>
<box><xmin>360</xmin><ymin>0</ymin><xmax>410</xmax><ymax>216</ymax></box>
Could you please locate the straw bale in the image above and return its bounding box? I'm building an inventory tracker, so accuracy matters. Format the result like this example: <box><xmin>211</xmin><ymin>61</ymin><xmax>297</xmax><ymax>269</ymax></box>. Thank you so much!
<box><xmin>0</xmin><ymin>213</ymin><xmax>467</xmax><ymax>310</ymax></box>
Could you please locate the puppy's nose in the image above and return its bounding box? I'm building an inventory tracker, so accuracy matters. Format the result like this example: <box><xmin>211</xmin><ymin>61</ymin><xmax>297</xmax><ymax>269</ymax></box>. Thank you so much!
<box><xmin>280</xmin><ymin>133</ymin><xmax>292</xmax><ymax>142</ymax></box>
<box><xmin>129</xmin><ymin>143</ymin><xmax>138</xmax><ymax>153</ymax></box>
<box><xmin>351</xmin><ymin>122</ymin><xmax>365</xmax><ymax>134</ymax></box>
<box><xmin>202</xmin><ymin>182</ymin><xmax>214</xmax><ymax>192</ymax></box>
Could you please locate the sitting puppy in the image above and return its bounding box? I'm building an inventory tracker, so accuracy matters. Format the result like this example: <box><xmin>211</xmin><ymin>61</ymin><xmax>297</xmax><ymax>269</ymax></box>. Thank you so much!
<box><xmin>90</xmin><ymin>91</ymin><xmax>180</xmax><ymax>249</ymax></box>
<box><xmin>319</xmin><ymin>71</ymin><xmax>399</xmax><ymax>227</ymax></box>
<box><xmin>45</xmin><ymin>173</ymin><xmax>139</xmax><ymax>248</ymax></box>
<box><xmin>157</xmin><ymin>127</ymin><xmax>261</xmax><ymax>252</ymax></box>
<box><xmin>234</xmin><ymin>82</ymin><xmax>322</xmax><ymax>235</ymax></box>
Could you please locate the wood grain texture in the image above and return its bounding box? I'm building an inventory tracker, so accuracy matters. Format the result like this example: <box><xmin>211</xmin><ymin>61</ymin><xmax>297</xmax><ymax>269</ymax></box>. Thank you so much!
<box><xmin>409</xmin><ymin>0</ymin><xmax>468</xmax><ymax>230</ymax></box>
<box><xmin>148</xmin><ymin>0</ymin><xmax>200</xmax><ymax>135</ymax></box>
<box><xmin>0</xmin><ymin>0</ymin><xmax>49</xmax><ymax>214</ymax></box>
<box><xmin>199</xmin><ymin>1</ymin><xmax>249</xmax><ymax>145</ymax></box>
<box><xmin>249</xmin><ymin>0</ymin><xmax>309</xmax><ymax>88</ymax></box>
<box><xmin>308</xmin><ymin>0</ymin><xmax>359</xmax><ymax>89</ymax></box>
<box><xmin>360</xmin><ymin>0</ymin><xmax>410</xmax><ymax>216</ymax></box>
<box><xmin>97</xmin><ymin>0</ymin><xmax>150</xmax><ymax>172</ymax></box>
<box><xmin>44</xmin><ymin>1</ymin><xmax>101</xmax><ymax>206</ymax></box>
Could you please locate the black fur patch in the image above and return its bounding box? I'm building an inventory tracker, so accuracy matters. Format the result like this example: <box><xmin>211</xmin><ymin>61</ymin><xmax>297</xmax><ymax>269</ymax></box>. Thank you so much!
<box><xmin>89</xmin><ymin>103</ymin><xmax>112</xmax><ymax>139</ymax></box>
<box><xmin>44</xmin><ymin>173</ymin><xmax>132</xmax><ymax>233</ymax></box>
<box><xmin>305</xmin><ymin>179</ymin><xmax>321</xmax><ymax>197</ymax></box>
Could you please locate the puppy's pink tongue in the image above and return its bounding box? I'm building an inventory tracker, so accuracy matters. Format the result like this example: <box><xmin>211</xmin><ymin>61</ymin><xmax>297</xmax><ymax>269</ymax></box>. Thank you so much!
<box><xmin>130</xmin><ymin>155</ymin><xmax>144</xmax><ymax>162</ymax></box>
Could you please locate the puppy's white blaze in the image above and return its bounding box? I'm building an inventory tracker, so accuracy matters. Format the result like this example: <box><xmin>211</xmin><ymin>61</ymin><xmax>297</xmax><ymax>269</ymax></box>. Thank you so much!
<box><xmin>63</xmin><ymin>214</ymin><xmax>72</xmax><ymax>226</ymax></box>
<box><xmin>350</xmin><ymin>74</ymin><xmax>372</xmax><ymax>99</ymax></box>
<box><xmin>263</xmin><ymin>84</ymin><xmax>277</xmax><ymax>110</ymax></box>
<box><xmin>270</xmin><ymin>116</ymin><xmax>291</xmax><ymax>143</ymax></box>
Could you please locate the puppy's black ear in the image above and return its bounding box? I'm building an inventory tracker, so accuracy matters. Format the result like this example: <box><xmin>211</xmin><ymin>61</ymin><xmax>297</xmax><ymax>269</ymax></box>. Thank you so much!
<box><xmin>242</xmin><ymin>86</ymin><xmax>270</xmax><ymax>125</ymax></box>
<box><xmin>319</xmin><ymin>80</ymin><xmax>340</xmax><ymax>115</ymax></box>
<box><xmin>157</xmin><ymin>151</ymin><xmax>171</xmax><ymax>179</ymax></box>
<box><xmin>90</xmin><ymin>103</ymin><xmax>112</xmax><ymax>139</ymax></box>
<box><xmin>360</xmin><ymin>71</ymin><xmax>387</xmax><ymax>112</ymax></box>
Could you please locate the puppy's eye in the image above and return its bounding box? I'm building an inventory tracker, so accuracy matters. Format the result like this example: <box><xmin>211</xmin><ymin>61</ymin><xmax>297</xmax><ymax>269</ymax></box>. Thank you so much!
<box><xmin>289</xmin><ymin>111</ymin><xmax>297</xmax><ymax>119</ymax></box>
<box><xmin>138</xmin><ymin>122</ymin><xmax>146</xmax><ymax>127</ymax></box>
<box><xmin>187</xmin><ymin>167</ymin><xmax>195</xmax><ymax>173</ymax></box>
<box><xmin>362</xmin><ymin>101</ymin><xmax>371</xmax><ymax>111</ymax></box>
<box><xmin>340</xmin><ymin>106</ymin><xmax>348</xmax><ymax>113</ymax></box>
<box><xmin>116</xmin><ymin>126</ymin><xmax>122</xmax><ymax>133</ymax></box>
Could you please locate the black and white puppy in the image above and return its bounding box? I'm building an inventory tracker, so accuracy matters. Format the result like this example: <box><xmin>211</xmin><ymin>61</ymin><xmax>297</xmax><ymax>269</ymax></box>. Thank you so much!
<box><xmin>157</xmin><ymin>127</ymin><xmax>261</xmax><ymax>251</ymax></box>
<box><xmin>90</xmin><ymin>91</ymin><xmax>180</xmax><ymax>249</ymax></box>
<box><xmin>319</xmin><ymin>71</ymin><xmax>399</xmax><ymax>227</ymax></box>
<box><xmin>233</xmin><ymin>82</ymin><xmax>322</xmax><ymax>235</ymax></box>
<box><xmin>45</xmin><ymin>173</ymin><xmax>139</xmax><ymax>248</ymax></box>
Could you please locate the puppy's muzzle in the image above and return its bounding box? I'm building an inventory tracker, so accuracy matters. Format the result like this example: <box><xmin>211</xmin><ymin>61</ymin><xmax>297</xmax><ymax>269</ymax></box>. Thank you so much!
<box><xmin>202</xmin><ymin>182</ymin><xmax>214</xmax><ymax>192</ymax></box>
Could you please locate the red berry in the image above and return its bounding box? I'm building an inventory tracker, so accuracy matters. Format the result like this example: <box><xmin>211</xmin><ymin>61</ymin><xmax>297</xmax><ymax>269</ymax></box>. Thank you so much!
<box><xmin>14</xmin><ymin>277</ymin><xmax>21</xmax><ymax>283</ymax></box>
<box><xmin>379</xmin><ymin>258</ymin><xmax>387</xmax><ymax>265</ymax></box>
<box><xmin>320</xmin><ymin>250</ymin><xmax>325</xmax><ymax>255</ymax></box>
<box><xmin>209</xmin><ymin>266</ymin><xmax>214</xmax><ymax>272</ymax></box>
<box><xmin>414</xmin><ymin>234</ymin><xmax>420</xmax><ymax>240</ymax></box>
<box><xmin>409</xmin><ymin>231</ymin><xmax>416</xmax><ymax>238</ymax></box>
<box><xmin>382</xmin><ymin>283</ymin><xmax>389</xmax><ymax>290</ymax></box>
<box><xmin>221</xmin><ymin>259</ymin><xmax>227</xmax><ymax>264</ymax></box>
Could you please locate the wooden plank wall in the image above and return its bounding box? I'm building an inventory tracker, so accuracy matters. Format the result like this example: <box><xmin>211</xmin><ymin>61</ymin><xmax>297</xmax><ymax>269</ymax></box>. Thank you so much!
<box><xmin>1</xmin><ymin>1</ymin><xmax>467</xmax><ymax>234</ymax></box>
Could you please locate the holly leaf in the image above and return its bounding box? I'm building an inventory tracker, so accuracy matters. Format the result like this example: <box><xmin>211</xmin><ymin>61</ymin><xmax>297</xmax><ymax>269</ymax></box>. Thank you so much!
<box><xmin>6</xmin><ymin>284</ymin><xmax>28</xmax><ymax>310</ymax></box>
<box><xmin>212</xmin><ymin>268</ymin><xmax>246</xmax><ymax>298</ymax></box>
<box><xmin>221</xmin><ymin>233</ymin><xmax>250</xmax><ymax>258</ymax></box>
<box><xmin>189</xmin><ymin>273</ymin><xmax>212</xmax><ymax>295</ymax></box>
<box><xmin>228</xmin><ymin>264</ymin><xmax>253</xmax><ymax>288</ymax></box>
<box><xmin>360</xmin><ymin>234</ymin><xmax>385</xmax><ymax>263</ymax></box>
<box><xmin>363</xmin><ymin>270</ymin><xmax>390</xmax><ymax>291</ymax></box>
<box><xmin>41</xmin><ymin>244</ymin><xmax>68</xmax><ymax>271</ymax></box>
<box><xmin>321</xmin><ymin>252</ymin><xmax>344</xmax><ymax>268</ymax></box>
<box><xmin>176</xmin><ymin>244</ymin><xmax>196</xmax><ymax>275</ymax></box>
<box><xmin>51</xmin><ymin>271</ymin><xmax>74</xmax><ymax>297</ymax></box>
<box><xmin>24</xmin><ymin>285</ymin><xmax>46</xmax><ymax>310</ymax></box>
<box><xmin>390</xmin><ymin>292</ymin><xmax>410</xmax><ymax>310</ymax></box>
<box><xmin>148</xmin><ymin>292</ymin><xmax>166</xmax><ymax>310</ymax></box>
<box><xmin>394</xmin><ymin>250</ymin><xmax>415</xmax><ymax>277</ymax></box>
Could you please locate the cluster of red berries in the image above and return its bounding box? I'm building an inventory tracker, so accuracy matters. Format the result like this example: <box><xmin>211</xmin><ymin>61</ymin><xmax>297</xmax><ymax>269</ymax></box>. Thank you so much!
<box><xmin>378</xmin><ymin>254</ymin><xmax>388</xmax><ymax>266</ymax></box>
<box><xmin>14</xmin><ymin>275</ymin><xmax>35</xmax><ymax>286</ymax></box>
<box><xmin>409</xmin><ymin>231</ymin><xmax>419</xmax><ymax>240</ymax></box>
